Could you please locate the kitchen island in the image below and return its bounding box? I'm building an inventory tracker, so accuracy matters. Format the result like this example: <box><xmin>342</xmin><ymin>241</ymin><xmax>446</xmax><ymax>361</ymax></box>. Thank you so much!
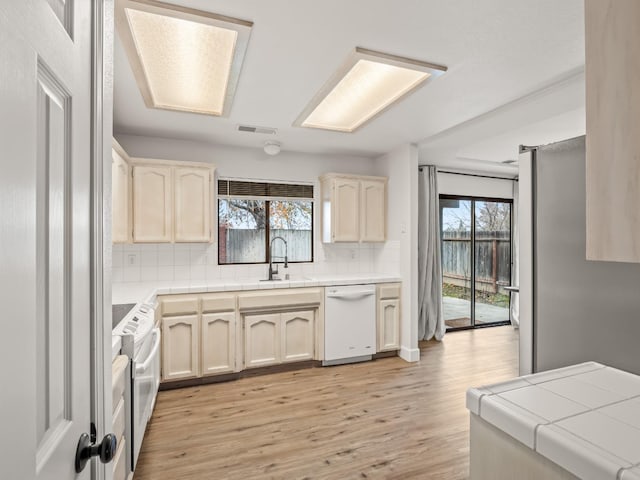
<box><xmin>467</xmin><ymin>362</ymin><xmax>640</xmax><ymax>480</ymax></box>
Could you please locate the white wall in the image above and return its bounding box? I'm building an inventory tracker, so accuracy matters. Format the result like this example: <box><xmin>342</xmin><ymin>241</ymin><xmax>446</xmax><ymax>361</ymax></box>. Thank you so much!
<box><xmin>438</xmin><ymin>172</ymin><xmax>515</xmax><ymax>198</ymax></box>
<box><xmin>117</xmin><ymin>134</ymin><xmax>376</xmax><ymax>182</ymax></box>
<box><xmin>375</xmin><ymin>144</ymin><xmax>420</xmax><ymax>363</ymax></box>
<box><xmin>112</xmin><ymin>135</ymin><xmax>401</xmax><ymax>284</ymax></box>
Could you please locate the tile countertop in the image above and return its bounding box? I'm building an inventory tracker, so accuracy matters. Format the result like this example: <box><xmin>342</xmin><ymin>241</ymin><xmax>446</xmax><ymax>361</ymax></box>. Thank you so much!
<box><xmin>467</xmin><ymin>362</ymin><xmax>640</xmax><ymax>480</ymax></box>
<box><xmin>112</xmin><ymin>273</ymin><xmax>402</xmax><ymax>306</ymax></box>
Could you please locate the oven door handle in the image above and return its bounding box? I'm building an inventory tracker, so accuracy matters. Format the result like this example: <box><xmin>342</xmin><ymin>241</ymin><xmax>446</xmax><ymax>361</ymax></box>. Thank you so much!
<box><xmin>135</xmin><ymin>328</ymin><xmax>161</xmax><ymax>374</ymax></box>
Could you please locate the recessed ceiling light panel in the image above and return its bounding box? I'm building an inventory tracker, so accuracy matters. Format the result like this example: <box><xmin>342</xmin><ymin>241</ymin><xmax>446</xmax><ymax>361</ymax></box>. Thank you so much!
<box><xmin>115</xmin><ymin>0</ymin><xmax>252</xmax><ymax>117</ymax></box>
<box><xmin>295</xmin><ymin>48</ymin><xmax>447</xmax><ymax>133</ymax></box>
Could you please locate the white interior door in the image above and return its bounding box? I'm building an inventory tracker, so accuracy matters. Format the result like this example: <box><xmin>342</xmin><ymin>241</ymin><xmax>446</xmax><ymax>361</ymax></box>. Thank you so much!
<box><xmin>0</xmin><ymin>2</ymin><xmax>95</xmax><ymax>479</ymax></box>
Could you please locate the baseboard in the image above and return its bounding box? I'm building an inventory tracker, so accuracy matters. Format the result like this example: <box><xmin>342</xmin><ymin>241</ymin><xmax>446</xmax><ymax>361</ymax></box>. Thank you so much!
<box><xmin>399</xmin><ymin>346</ymin><xmax>420</xmax><ymax>363</ymax></box>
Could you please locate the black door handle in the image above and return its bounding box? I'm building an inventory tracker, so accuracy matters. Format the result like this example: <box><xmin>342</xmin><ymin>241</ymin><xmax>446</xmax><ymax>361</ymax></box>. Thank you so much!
<box><xmin>75</xmin><ymin>432</ymin><xmax>117</xmax><ymax>473</ymax></box>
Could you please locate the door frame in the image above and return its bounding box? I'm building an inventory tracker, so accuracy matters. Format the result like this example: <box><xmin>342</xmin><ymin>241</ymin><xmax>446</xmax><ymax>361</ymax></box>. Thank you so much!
<box><xmin>518</xmin><ymin>149</ymin><xmax>535</xmax><ymax>376</ymax></box>
<box><xmin>439</xmin><ymin>194</ymin><xmax>513</xmax><ymax>331</ymax></box>
<box><xmin>90</xmin><ymin>1</ymin><xmax>114</xmax><ymax>479</ymax></box>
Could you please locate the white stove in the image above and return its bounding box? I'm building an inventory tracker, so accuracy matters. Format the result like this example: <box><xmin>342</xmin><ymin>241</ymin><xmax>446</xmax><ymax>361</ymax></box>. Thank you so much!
<box><xmin>112</xmin><ymin>302</ymin><xmax>160</xmax><ymax>472</ymax></box>
<box><xmin>112</xmin><ymin>303</ymin><xmax>155</xmax><ymax>358</ymax></box>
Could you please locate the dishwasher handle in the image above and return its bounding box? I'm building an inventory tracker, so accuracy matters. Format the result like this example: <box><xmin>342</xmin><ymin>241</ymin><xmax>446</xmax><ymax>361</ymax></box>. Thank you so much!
<box><xmin>326</xmin><ymin>290</ymin><xmax>375</xmax><ymax>300</ymax></box>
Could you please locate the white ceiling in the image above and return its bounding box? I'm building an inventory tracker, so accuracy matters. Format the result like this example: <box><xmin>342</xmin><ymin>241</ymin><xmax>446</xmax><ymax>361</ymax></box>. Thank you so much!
<box><xmin>113</xmin><ymin>0</ymin><xmax>585</xmax><ymax>165</ymax></box>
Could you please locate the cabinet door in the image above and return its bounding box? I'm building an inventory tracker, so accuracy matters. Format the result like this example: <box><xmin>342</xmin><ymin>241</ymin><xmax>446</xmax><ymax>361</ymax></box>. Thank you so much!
<box><xmin>112</xmin><ymin>149</ymin><xmax>130</xmax><ymax>243</ymax></box>
<box><xmin>244</xmin><ymin>313</ymin><xmax>280</xmax><ymax>368</ymax></box>
<box><xmin>162</xmin><ymin>314</ymin><xmax>199</xmax><ymax>381</ymax></box>
<box><xmin>333</xmin><ymin>178</ymin><xmax>360</xmax><ymax>242</ymax></box>
<box><xmin>378</xmin><ymin>299</ymin><xmax>400</xmax><ymax>352</ymax></box>
<box><xmin>360</xmin><ymin>179</ymin><xmax>386</xmax><ymax>242</ymax></box>
<box><xmin>201</xmin><ymin>312</ymin><xmax>235</xmax><ymax>376</ymax></box>
<box><xmin>174</xmin><ymin>167</ymin><xmax>211</xmax><ymax>243</ymax></box>
<box><xmin>585</xmin><ymin>0</ymin><xmax>640</xmax><ymax>262</ymax></box>
<box><xmin>281</xmin><ymin>310</ymin><xmax>314</xmax><ymax>363</ymax></box>
<box><xmin>132</xmin><ymin>165</ymin><xmax>173</xmax><ymax>243</ymax></box>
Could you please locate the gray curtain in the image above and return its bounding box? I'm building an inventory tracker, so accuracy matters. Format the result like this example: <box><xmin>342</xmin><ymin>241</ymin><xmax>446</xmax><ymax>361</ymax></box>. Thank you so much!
<box><xmin>418</xmin><ymin>166</ymin><xmax>445</xmax><ymax>341</ymax></box>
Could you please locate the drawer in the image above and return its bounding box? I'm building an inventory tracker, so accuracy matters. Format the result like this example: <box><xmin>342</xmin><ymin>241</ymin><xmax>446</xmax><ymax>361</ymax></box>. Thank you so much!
<box><xmin>238</xmin><ymin>288</ymin><xmax>322</xmax><ymax>311</ymax></box>
<box><xmin>201</xmin><ymin>293</ymin><xmax>236</xmax><ymax>313</ymax></box>
<box><xmin>378</xmin><ymin>283</ymin><xmax>401</xmax><ymax>300</ymax></box>
<box><xmin>112</xmin><ymin>437</ymin><xmax>127</xmax><ymax>480</ymax></box>
<box><xmin>112</xmin><ymin>355</ymin><xmax>128</xmax><ymax>413</ymax></box>
<box><xmin>160</xmin><ymin>295</ymin><xmax>199</xmax><ymax>316</ymax></box>
<box><xmin>112</xmin><ymin>397</ymin><xmax>125</xmax><ymax>444</ymax></box>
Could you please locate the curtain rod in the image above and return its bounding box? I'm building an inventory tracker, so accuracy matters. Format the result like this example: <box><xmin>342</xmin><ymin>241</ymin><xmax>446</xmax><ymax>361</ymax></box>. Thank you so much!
<box><xmin>418</xmin><ymin>167</ymin><xmax>518</xmax><ymax>182</ymax></box>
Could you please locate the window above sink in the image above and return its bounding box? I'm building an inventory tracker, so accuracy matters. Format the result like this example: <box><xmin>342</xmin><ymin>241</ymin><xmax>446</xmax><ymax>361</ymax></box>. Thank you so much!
<box><xmin>217</xmin><ymin>179</ymin><xmax>314</xmax><ymax>265</ymax></box>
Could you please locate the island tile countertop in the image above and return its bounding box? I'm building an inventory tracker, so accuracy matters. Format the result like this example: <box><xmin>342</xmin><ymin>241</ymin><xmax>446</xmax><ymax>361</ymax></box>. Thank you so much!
<box><xmin>112</xmin><ymin>273</ymin><xmax>402</xmax><ymax>306</ymax></box>
<box><xmin>467</xmin><ymin>362</ymin><xmax>640</xmax><ymax>480</ymax></box>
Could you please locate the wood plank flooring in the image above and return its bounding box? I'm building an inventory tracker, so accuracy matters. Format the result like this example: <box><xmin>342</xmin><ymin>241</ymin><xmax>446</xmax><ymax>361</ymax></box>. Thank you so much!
<box><xmin>134</xmin><ymin>326</ymin><xmax>518</xmax><ymax>480</ymax></box>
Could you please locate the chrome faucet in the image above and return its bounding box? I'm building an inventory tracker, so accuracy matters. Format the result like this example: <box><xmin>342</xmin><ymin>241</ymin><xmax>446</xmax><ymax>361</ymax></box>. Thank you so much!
<box><xmin>268</xmin><ymin>236</ymin><xmax>288</xmax><ymax>281</ymax></box>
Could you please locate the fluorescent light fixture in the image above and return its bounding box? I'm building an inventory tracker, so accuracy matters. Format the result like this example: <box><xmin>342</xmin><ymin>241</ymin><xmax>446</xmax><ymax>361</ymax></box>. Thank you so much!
<box><xmin>115</xmin><ymin>0</ymin><xmax>252</xmax><ymax>116</ymax></box>
<box><xmin>295</xmin><ymin>48</ymin><xmax>447</xmax><ymax>133</ymax></box>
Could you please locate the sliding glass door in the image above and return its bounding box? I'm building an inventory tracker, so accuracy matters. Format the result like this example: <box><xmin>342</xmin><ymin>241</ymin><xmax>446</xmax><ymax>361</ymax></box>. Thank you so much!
<box><xmin>440</xmin><ymin>195</ymin><xmax>512</xmax><ymax>330</ymax></box>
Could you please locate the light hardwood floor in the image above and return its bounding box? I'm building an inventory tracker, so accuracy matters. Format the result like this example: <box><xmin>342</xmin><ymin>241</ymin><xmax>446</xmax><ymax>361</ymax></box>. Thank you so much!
<box><xmin>135</xmin><ymin>326</ymin><xmax>518</xmax><ymax>480</ymax></box>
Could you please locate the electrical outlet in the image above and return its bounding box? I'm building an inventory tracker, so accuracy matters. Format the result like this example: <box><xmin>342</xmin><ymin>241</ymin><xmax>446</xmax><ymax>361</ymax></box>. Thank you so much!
<box><xmin>350</xmin><ymin>249</ymin><xmax>356</xmax><ymax>259</ymax></box>
<box><xmin>127</xmin><ymin>253</ymin><xmax>139</xmax><ymax>266</ymax></box>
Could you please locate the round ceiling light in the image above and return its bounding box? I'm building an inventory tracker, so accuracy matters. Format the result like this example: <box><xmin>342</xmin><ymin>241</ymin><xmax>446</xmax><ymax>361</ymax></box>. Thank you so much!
<box><xmin>263</xmin><ymin>140</ymin><xmax>281</xmax><ymax>156</ymax></box>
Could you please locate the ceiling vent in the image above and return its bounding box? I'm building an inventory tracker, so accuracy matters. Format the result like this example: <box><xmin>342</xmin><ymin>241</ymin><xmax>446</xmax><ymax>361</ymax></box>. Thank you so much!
<box><xmin>237</xmin><ymin>124</ymin><xmax>277</xmax><ymax>135</ymax></box>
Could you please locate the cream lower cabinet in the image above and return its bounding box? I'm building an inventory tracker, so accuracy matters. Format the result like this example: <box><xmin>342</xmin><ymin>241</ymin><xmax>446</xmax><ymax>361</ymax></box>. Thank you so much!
<box><xmin>377</xmin><ymin>283</ymin><xmax>401</xmax><ymax>352</ymax></box>
<box><xmin>281</xmin><ymin>310</ymin><xmax>314</xmax><ymax>363</ymax></box>
<box><xmin>244</xmin><ymin>310</ymin><xmax>315</xmax><ymax>368</ymax></box>
<box><xmin>239</xmin><ymin>288</ymin><xmax>322</xmax><ymax>369</ymax></box>
<box><xmin>244</xmin><ymin>313</ymin><xmax>281</xmax><ymax>368</ymax></box>
<box><xmin>160</xmin><ymin>293</ymin><xmax>237</xmax><ymax>382</ymax></box>
<box><xmin>162</xmin><ymin>314</ymin><xmax>199</xmax><ymax>381</ymax></box>
<box><xmin>159</xmin><ymin>288</ymin><xmax>322</xmax><ymax>382</ymax></box>
<box><xmin>201</xmin><ymin>312</ymin><xmax>236</xmax><ymax>376</ymax></box>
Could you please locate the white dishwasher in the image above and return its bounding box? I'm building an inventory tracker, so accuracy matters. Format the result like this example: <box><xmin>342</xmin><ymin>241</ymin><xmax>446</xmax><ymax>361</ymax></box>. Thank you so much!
<box><xmin>324</xmin><ymin>284</ymin><xmax>376</xmax><ymax>366</ymax></box>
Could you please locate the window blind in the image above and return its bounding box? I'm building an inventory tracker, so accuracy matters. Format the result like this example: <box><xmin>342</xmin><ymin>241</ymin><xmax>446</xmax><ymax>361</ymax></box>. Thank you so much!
<box><xmin>218</xmin><ymin>179</ymin><xmax>313</xmax><ymax>199</ymax></box>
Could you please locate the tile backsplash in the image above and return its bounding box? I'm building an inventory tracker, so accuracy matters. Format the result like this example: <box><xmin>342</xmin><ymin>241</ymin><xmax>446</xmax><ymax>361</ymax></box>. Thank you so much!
<box><xmin>112</xmin><ymin>241</ymin><xmax>401</xmax><ymax>283</ymax></box>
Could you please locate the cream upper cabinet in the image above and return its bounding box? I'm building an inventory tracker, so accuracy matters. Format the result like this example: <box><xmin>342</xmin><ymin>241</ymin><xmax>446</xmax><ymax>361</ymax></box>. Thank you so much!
<box><xmin>132</xmin><ymin>164</ymin><xmax>173</xmax><ymax>243</ymax></box>
<box><xmin>377</xmin><ymin>283</ymin><xmax>401</xmax><ymax>352</ymax></box>
<box><xmin>201</xmin><ymin>312</ymin><xmax>235</xmax><ymax>376</ymax></box>
<box><xmin>281</xmin><ymin>310</ymin><xmax>314</xmax><ymax>363</ymax></box>
<box><xmin>111</xmin><ymin>141</ymin><xmax>214</xmax><ymax>244</ymax></box>
<box><xmin>244</xmin><ymin>313</ymin><xmax>281</xmax><ymax>368</ymax></box>
<box><xmin>321</xmin><ymin>173</ymin><xmax>387</xmax><ymax>243</ymax></box>
<box><xmin>585</xmin><ymin>0</ymin><xmax>640</xmax><ymax>262</ymax></box>
<box><xmin>333</xmin><ymin>178</ymin><xmax>360</xmax><ymax>242</ymax></box>
<box><xmin>360</xmin><ymin>179</ymin><xmax>386</xmax><ymax>242</ymax></box>
<box><xmin>174</xmin><ymin>167</ymin><xmax>212</xmax><ymax>243</ymax></box>
<box><xmin>161</xmin><ymin>314</ymin><xmax>199</xmax><ymax>381</ymax></box>
<box><xmin>112</xmin><ymin>145</ymin><xmax>130</xmax><ymax>243</ymax></box>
